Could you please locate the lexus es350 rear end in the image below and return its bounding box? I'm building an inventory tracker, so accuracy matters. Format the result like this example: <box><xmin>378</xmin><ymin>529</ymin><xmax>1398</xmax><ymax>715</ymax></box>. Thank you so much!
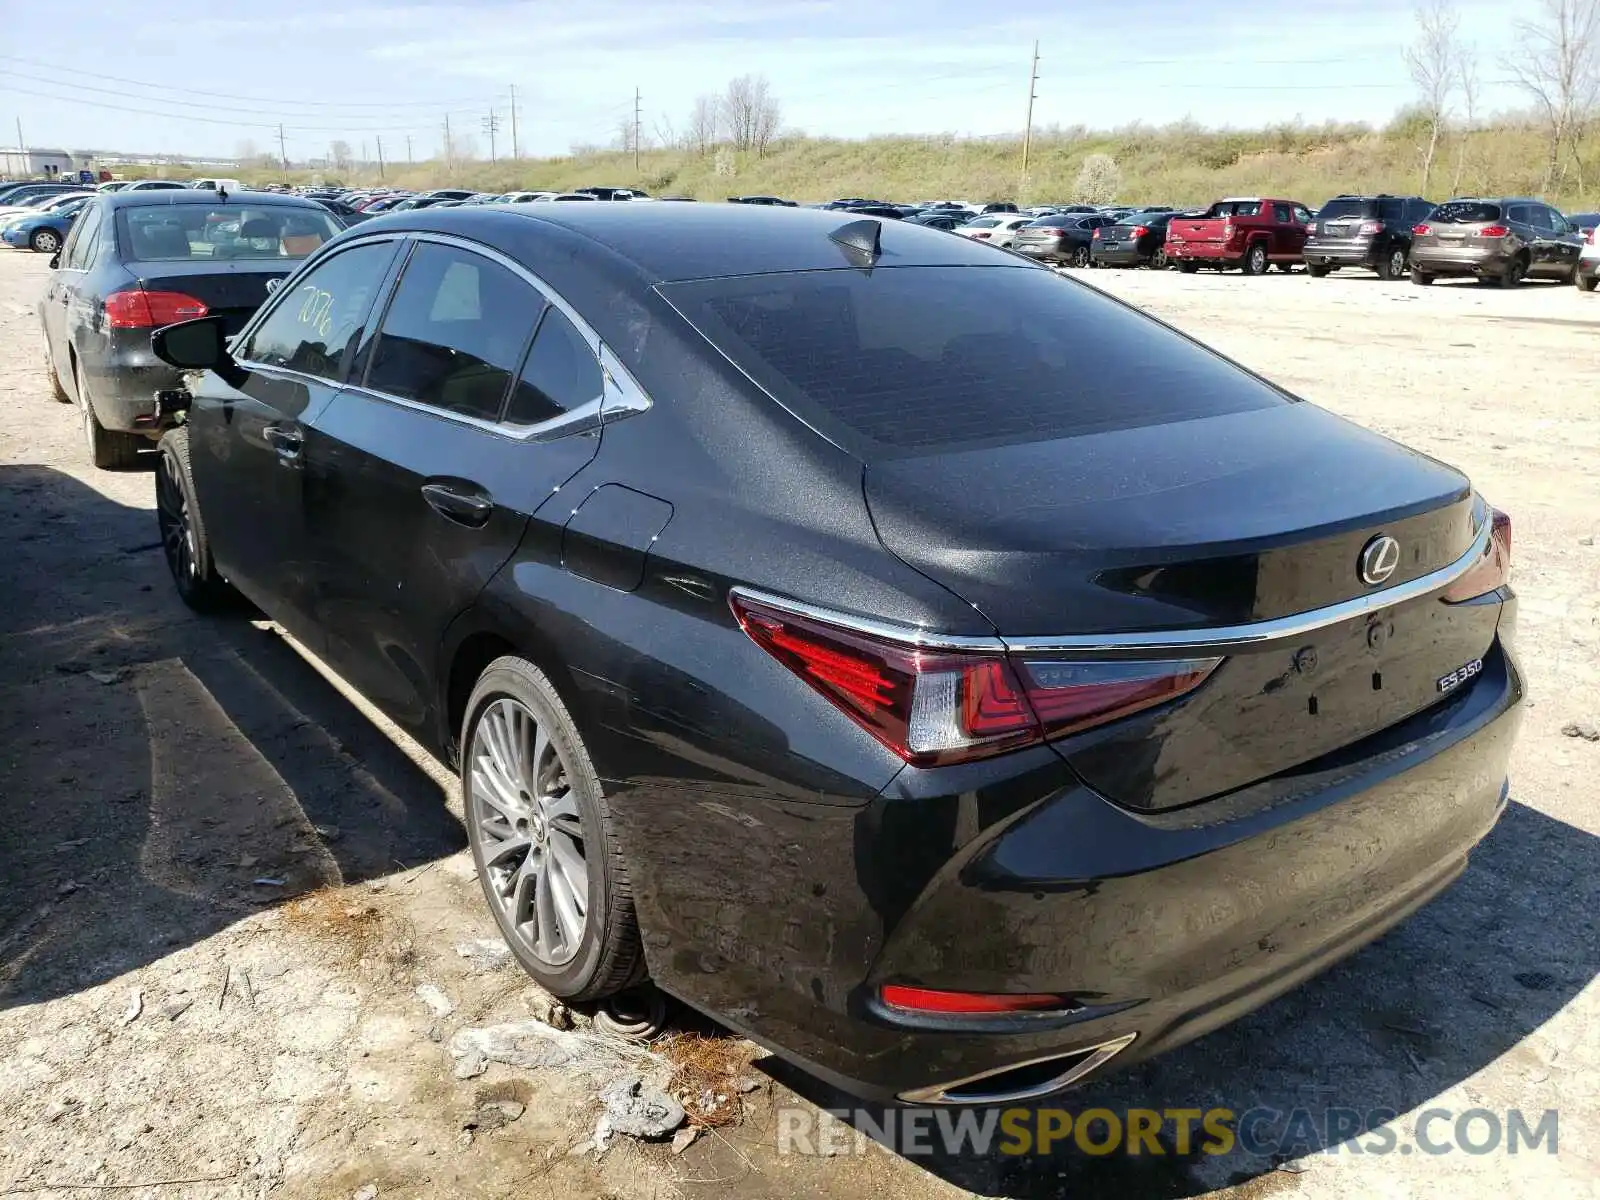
<box><xmin>153</xmin><ymin>206</ymin><xmax>1522</xmax><ymax>1107</ymax></box>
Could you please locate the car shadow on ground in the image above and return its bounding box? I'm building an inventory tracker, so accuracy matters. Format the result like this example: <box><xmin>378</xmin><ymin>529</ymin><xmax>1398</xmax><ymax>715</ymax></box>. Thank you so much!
<box><xmin>760</xmin><ymin>799</ymin><xmax>1597</xmax><ymax>1198</ymax></box>
<box><xmin>0</xmin><ymin>463</ymin><xmax>465</xmax><ymax>1011</ymax></box>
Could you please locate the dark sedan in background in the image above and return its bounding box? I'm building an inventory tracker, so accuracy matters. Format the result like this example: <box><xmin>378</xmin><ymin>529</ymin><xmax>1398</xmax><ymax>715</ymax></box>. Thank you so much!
<box><xmin>37</xmin><ymin>189</ymin><xmax>343</xmax><ymax>468</ymax></box>
<box><xmin>1011</xmin><ymin>213</ymin><xmax>1117</xmax><ymax>266</ymax></box>
<box><xmin>148</xmin><ymin>203</ymin><xmax>1521</xmax><ymax>1107</ymax></box>
<box><xmin>1090</xmin><ymin>211</ymin><xmax>1178</xmax><ymax>268</ymax></box>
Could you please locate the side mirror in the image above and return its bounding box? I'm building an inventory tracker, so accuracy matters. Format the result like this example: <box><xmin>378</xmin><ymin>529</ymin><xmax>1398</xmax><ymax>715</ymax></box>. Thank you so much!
<box><xmin>48</xmin><ymin>252</ymin><xmax>61</xmax><ymax>270</ymax></box>
<box><xmin>152</xmin><ymin>316</ymin><xmax>232</xmax><ymax>370</ymax></box>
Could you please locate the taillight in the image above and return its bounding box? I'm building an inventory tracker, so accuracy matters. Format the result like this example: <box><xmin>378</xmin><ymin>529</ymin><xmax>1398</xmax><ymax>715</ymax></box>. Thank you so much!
<box><xmin>1130</xmin><ymin>225</ymin><xmax>1149</xmax><ymax>238</ymax></box>
<box><xmin>1092</xmin><ymin>228</ymin><xmax>1101</xmax><ymax>239</ymax></box>
<box><xmin>1358</xmin><ymin>220</ymin><xmax>1383</xmax><ymax>235</ymax></box>
<box><xmin>730</xmin><ymin>593</ymin><xmax>1220</xmax><ymax>767</ymax></box>
<box><xmin>972</xmin><ymin>231</ymin><xmax>990</xmax><ymax>239</ymax></box>
<box><xmin>1413</xmin><ymin>223</ymin><xmax>1432</xmax><ymax>236</ymax></box>
<box><xmin>105</xmin><ymin>289</ymin><xmax>209</xmax><ymax>329</ymax></box>
<box><xmin>1587</xmin><ymin>226</ymin><xmax>1598</xmax><ymax>244</ymax></box>
<box><xmin>1477</xmin><ymin>224</ymin><xmax>1510</xmax><ymax>238</ymax></box>
<box><xmin>1443</xmin><ymin>509</ymin><xmax>1512</xmax><ymax>603</ymax></box>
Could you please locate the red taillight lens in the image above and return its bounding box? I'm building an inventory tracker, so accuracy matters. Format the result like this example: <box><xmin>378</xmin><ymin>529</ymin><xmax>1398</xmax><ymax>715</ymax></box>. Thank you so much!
<box><xmin>880</xmin><ymin>985</ymin><xmax>1073</xmax><ymax>1015</ymax></box>
<box><xmin>105</xmin><ymin>289</ymin><xmax>209</xmax><ymax>329</ymax></box>
<box><xmin>1092</xmin><ymin>228</ymin><xmax>1101</xmax><ymax>238</ymax></box>
<box><xmin>730</xmin><ymin>594</ymin><xmax>1220</xmax><ymax>767</ymax></box>
<box><xmin>1443</xmin><ymin>510</ymin><xmax>1512</xmax><ymax>603</ymax></box>
<box><xmin>1478</xmin><ymin>225</ymin><xmax>1510</xmax><ymax>238</ymax></box>
<box><xmin>1413</xmin><ymin>223</ymin><xmax>1432</xmax><ymax>236</ymax></box>
<box><xmin>1358</xmin><ymin>220</ymin><xmax>1383</xmax><ymax>235</ymax></box>
<box><xmin>1130</xmin><ymin>225</ymin><xmax>1149</xmax><ymax>238</ymax></box>
<box><xmin>1587</xmin><ymin>225</ymin><xmax>1598</xmax><ymax>244</ymax></box>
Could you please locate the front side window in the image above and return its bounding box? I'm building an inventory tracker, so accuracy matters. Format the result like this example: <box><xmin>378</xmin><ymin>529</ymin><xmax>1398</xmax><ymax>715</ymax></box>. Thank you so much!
<box><xmin>242</xmin><ymin>241</ymin><xmax>398</xmax><ymax>381</ymax></box>
<box><xmin>1530</xmin><ymin>206</ymin><xmax>1557</xmax><ymax>232</ymax></box>
<box><xmin>1273</xmin><ymin>203</ymin><xmax>1294</xmax><ymax>223</ymax></box>
<box><xmin>365</xmin><ymin>242</ymin><xmax>541</xmax><ymax>421</ymax></box>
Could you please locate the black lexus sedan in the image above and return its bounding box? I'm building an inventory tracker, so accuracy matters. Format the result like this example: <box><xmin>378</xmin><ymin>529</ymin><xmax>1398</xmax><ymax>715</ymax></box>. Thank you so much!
<box><xmin>37</xmin><ymin>189</ymin><xmax>344</xmax><ymax>468</ymax></box>
<box><xmin>148</xmin><ymin>203</ymin><xmax>1523</xmax><ymax>1106</ymax></box>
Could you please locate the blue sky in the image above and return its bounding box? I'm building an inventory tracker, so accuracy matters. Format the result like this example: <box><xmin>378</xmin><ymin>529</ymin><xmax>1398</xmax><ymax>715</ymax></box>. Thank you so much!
<box><xmin>1</xmin><ymin>0</ymin><xmax>1522</xmax><ymax>161</ymax></box>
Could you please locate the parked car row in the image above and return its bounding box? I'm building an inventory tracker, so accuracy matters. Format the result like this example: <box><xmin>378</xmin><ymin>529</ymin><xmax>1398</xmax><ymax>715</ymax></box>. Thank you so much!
<box><xmin>46</xmin><ymin>200</ymin><xmax>1517</xmax><ymax>1114</ymax></box>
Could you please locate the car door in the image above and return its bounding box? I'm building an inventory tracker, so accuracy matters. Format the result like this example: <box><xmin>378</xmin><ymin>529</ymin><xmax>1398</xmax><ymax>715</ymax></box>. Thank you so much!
<box><xmin>300</xmin><ymin>235</ymin><xmax>609</xmax><ymax>738</ymax></box>
<box><xmin>185</xmin><ymin>236</ymin><xmax>406</xmax><ymax>648</ymax></box>
<box><xmin>1539</xmin><ymin>206</ymin><xmax>1582</xmax><ymax>277</ymax></box>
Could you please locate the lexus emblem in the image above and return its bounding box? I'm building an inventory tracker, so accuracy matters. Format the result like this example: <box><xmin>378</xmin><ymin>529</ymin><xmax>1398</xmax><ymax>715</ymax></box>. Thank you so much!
<box><xmin>1359</xmin><ymin>535</ymin><xmax>1401</xmax><ymax>586</ymax></box>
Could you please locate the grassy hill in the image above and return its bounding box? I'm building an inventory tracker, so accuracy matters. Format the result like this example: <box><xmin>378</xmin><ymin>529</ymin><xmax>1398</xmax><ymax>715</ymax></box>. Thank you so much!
<box><xmin>149</xmin><ymin>116</ymin><xmax>1594</xmax><ymax>210</ymax></box>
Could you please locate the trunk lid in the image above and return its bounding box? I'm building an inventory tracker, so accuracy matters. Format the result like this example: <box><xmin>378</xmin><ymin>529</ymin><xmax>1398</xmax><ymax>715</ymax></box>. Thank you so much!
<box><xmin>864</xmin><ymin>403</ymin><xmax>1495</xmax><ymax>809</ymax></box>
<box><xmin>132</xmin><ymin>259</ymin><xmax>296</xmax><ymax>334</ymax></box>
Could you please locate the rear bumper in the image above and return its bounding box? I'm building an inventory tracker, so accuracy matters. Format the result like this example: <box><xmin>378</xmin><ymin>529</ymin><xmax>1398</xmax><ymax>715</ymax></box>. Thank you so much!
<box><xmin>1013</xmin><ymin>238</ymin><xmax>1070</xmax><ymax>261</ymax></box>
<box><xmin>1303</xmin><ymin>237</ymin><xmax>1379</xmax><ymax>266</ymax></box>
<box><xmin>721</xmin><ymin>630</ymin><xmax>1523</xmax><ymax>1103</ymax></box>
<box><xmin>1165</xmin><ymin>242</ymin><xmax>1235</xmax><ymax>262</ymax></box>
<box><xmin>1412</xmin><ymin>245</ymin><xmax>1507</xmax><ymax>275</ymax></box>
<box><xmin>79</xmin><ymin>334</ymin><xmax>187</xmax><ymax>434</ymax></box>
<box><xmin>1090</xmin><ymin>244</ymin><xmax>1154</xmax><ymax>266</ymax></box>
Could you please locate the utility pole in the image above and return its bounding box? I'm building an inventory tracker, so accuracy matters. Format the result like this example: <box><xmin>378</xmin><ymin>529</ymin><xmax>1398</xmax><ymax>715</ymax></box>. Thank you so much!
<box><xmin>1020</xmin><ymin>42</ymin><xmax>1039</xmax><ymax>189</ymax></box>
<box><xmin>376</xmin><ymin>135</ymin><xmax>385</xmax><ymax>180</ymax></box>
<box><xmin>277</xmin><ymin>123</ymin><xmax>289</xmax><ymax>180</ymax></box>
<box><xmin>444</xmin><ymin>113</ymin><xmax>453</xmax><ymax>179</ymax></box>
<box><xmin>633</xmin><ymin>87</ymin><xmax>642</xmax><ymax>172</ymax></box>
<box><xmin>482</xmin><ymin>110</ymin><xmax>499</xmax><ymax>163</ymax></box>
<box><xmin>406</xmin><ymin>134</ymin><xmax>413</xmax><ymax>164</ymax></box>
<box><xmin>509</xmin><ymin>84</ymin><xmax>519</xmax><ymax>159</ymax></box>
<box><xmin>14</xmin><ymin>117</ymin><xmax>24</xmax><ymax>157</ymax></box>
<box><xmin>360</xmin><ymin>140</ymin><xmax>368</xmax><ymax>171</ymax></box>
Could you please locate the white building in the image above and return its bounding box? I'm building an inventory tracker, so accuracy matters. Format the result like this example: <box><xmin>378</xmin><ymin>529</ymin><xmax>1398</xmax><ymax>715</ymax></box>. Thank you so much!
<box><xmin>0</xmin><ymin>147</ymin><xmax>84</xmax><ymax>180</ymax></box>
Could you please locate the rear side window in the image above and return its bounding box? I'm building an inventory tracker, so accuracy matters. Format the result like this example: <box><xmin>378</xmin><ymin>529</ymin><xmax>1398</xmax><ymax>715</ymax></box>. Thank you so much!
<box><xmin>1205</xmin><ymin>200</ymin><xmax>1261</xmax><ymax>217</ymax></box>
<box><xmin>1378</xmin><ymin>198</ymin><xmax>1406</xmax><ymax>221</ymax></box>
<box><xmin>662</xmin><ymin>266</ymin><xmax>1288</xmax><ymax>456</ymax></box>
<box><xmin>1433</xmin><ymin>201</ymin><xmax>1502</xmax><ymax>223</ymax></box>
<box><xmin>1529</xmin><ymin>206</ymin><xmax>1557</xmax><ymax>231</ymax></box>
<box><xmin>243</xmin><ymin>241</ymin><xmax>398</xmax><ymax>381</ymax></box>
<box><xmin>366</xmin><ymin>242</ymin><xmax>540</xmax><ymax>421</ymax></box>
<box><xmin>1273</xmin><ymin>203</ymin><xmax>1293</xmax><ymax>223</ymax></box>
<box><xmin>504</xmin><ymin>306</ymin><xmax>603</xmax><ymax>427</ymax></box>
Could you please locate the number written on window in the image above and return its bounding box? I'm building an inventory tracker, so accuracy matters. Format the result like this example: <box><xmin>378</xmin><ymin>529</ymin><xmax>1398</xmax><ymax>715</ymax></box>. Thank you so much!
<box><xmin>243</xmin><ymin>241</ymin><xmax>397</xmax><ymax>382</ymax></box>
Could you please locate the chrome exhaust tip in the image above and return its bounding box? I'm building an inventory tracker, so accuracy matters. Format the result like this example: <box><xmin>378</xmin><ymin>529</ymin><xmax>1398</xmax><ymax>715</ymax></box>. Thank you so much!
<box><xmin>897</xmin><ymin>1032</ymin><xmax>1137</xmax><ymax>1106</ymax></box>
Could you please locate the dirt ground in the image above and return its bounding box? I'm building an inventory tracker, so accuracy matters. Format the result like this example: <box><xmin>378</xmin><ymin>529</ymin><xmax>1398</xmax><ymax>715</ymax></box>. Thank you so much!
<box><xmin>0</xmin><ymin>248</ymin><xmax>1595</xmax><ymax>1200</ymax></box>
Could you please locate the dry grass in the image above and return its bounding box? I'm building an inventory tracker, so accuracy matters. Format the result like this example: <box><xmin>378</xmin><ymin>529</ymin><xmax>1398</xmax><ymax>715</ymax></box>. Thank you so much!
<box><xmin>657</xmin><ymin>1033</ymin><xmax>760</xmax><ymax>1129</ymax></box>
<box><xmin>281</xmin><ymin>886</ymin><xmax>420</xmax><ymax>980</ymax></box>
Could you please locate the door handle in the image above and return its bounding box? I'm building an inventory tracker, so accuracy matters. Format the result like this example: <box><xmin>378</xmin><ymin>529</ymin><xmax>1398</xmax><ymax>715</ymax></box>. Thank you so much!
<box><xmin>421</xmin><ymin>480</ymin><xmax>494</xmax><ymax>528</ymax></box>
<box><xmin>263</xmin><ymin>423</ymin><xmax>303</xmax><ymax>459</ymax></box>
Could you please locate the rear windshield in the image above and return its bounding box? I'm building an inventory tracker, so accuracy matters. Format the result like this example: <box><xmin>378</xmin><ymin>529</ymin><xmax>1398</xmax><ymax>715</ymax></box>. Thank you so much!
<box><xmin>116</xmin><ymin>204</ymin><xmax>343</xmax><ymax>261</ymax></box>
<box><xmin>1316</xmin><ymin>198</ymin><xmax>1377</xmax><ymax>220</ymax></box>
<box><xmin>661</xmin><ymin>266</ymin><xmax>1288</xmax><ymax>456</ymax></box>
<box><xmin>1432</xmin><ymin>201</ymin><xmax>1502</xmax><ymax>224</ymax></box>
<box><xmin>1204</xmin><ymin>200</ymin><xmax>1261</xmax><ymax>217</ymax></box>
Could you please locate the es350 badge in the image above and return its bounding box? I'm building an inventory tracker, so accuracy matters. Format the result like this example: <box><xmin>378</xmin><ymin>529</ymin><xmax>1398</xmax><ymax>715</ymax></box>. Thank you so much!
<box><xmin>1436</xmin><ymin>658</ymin><xmax>1484</xmax><ymax>694</ymax></box>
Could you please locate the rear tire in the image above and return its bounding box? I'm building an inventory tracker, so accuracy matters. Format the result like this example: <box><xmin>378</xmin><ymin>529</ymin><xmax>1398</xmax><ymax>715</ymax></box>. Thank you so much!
<box><xmin>462</xmin><ymin>656</ymin><xmax>646</xmax><ymax>1003</ymax></box>
<box><xmin>1376</xmin><ymin>246</ymin><xmax>1408</xmax><ymax>281</ymax></box>
<box><xmin>1307</xmin><ymin>265</ymin><xmax>1330</xmax><ymax>278</ymax></box>
<box><xmin>1070</xmin><ymin>245</ymin><xmax>1090</xmax><ymax>269</ymax></box>
<box><xmin>1410</xmin><ymin>268</ymin><xmax>1434</xmax><ymax>286</ymax></box>
<box><xmin>75</xmin><ymin>360</ymin><xmax>144</xmax><ymax>471</ymax></box>
<box><xmin>1494</xmin><ymin>257</ymin><xmax>1527</xmax><ymax>288</ymax></box>
<box><xmin>156</xmin><ymin>428</ymin><xmax>241</xmax><ymax>613</ymax></box>
<box><xmin>1243</xmin><ymin>243</ymin><xmax>1269</xmax><ymax>275</ymax></box>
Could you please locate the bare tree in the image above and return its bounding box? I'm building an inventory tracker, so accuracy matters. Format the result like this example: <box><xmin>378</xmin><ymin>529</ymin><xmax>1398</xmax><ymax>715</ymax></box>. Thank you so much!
<box><xmin>1452</xmin><ymin>47</ymin><xmax>1481</xmax><ymax>194</ymax></box>
<box><xmin>720</xmin><ymin>74</ymin><xmax>781</xmax><ymax>156</ymax></box>
<box><xmin>687</xmin><ymin>94</ymin><xmax>720</xmax><ymax>155</ymax></box>
<box><xmin>652</xmin><ymin>113</ymin><xmax>679</xmax><ymax>152</ymax></box>
<box><xmin>1404</xmin><ymin>0</ymin><xmax>1462</xmax><ymax>194</ymax></box>
<box><xmin>329</xmin><ymin>140</ymin><xmax>353</xmax><ymax>172</ymax></box>
<box><xmin>1506</xmin><ymin>0</ymin><xmax>1600</xmax><ymax>192</ymax></box>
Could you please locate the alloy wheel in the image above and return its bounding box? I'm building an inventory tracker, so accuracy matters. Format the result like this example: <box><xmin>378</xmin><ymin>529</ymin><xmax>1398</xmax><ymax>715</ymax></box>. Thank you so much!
<box><xmin>1072</xmin><ymin>246</ymin><xmax>1090</xmax><ymax>268</ymax></box>
<box><xmin>34</xmin><ymin>230</ymin><xmax>60</xmax><ymax>254</ymax></box>
<box><xmin>155</xmin><ymin>456</ymin><xmax>197</xmax><ymax>583</ymax></box>
<box><xmin>468</xmin><ymin>697</ymin><xmax>589</xmax><ymax>966</ymax></box>
<box><xmin>1150</xmin><ymin>248</ymin><xmax>1167</xmax><ymax>270</ymax></box>
<box><xmin>1389</xmin><ymin>248</ymin><xmax>1406</xmax><ymax>278</ymax></box>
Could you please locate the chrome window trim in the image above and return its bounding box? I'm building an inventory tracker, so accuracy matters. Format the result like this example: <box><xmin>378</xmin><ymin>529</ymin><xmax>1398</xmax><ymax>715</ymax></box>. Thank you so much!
<box><xmin>230</xmin><ymin>228</ymin><xmax>652</xmax><ymax>441</ymax></box>
<box><xmin>730</xmin><ymin>515</ymin><xmax>1494</xmax><ymax>656</ymax></box>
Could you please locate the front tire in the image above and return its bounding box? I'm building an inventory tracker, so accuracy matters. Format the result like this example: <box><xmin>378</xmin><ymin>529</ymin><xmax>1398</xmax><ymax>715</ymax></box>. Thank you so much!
<box><xmin>462</xmin><ymin>657</ymin><xmax>645</xmax><ymax>1002</ymax></box>
<box><xmin>1411</xmin><ymin>268</ymin><xmax>1434</xmax><ymax>286</ymax></box>
<box><xmin>1307</xmin><ymin>265</ymin><xmax>1330</xmax><ymax>278</ymax></box>
<box><xmin>1178</xmin><ymin>260</ymin><xmax>1198</xmax><ymax>274</ymax></box>
<box><xmin>1149</xmin><ymin>247</ymin><xmax>1168</xmax><ymax>269</ymax></box>
<box><xmin>30</xmin><ymin>228</ymin><xmax>62</xmax><ymax>254</ymax></box>
<box><xmin>75</xmin><ymin>359</ymin><xmax>144</xmax><ymax>470</ymax></box>
<box><xmin>1577</xmin><ymin>270</ymin><xmax>1598</xmax><ymax>293</ymax></box>
<box><xmin>156</xmin><ymin>428</ymin><xmax>241</xmax><ymax>612</ymax></box>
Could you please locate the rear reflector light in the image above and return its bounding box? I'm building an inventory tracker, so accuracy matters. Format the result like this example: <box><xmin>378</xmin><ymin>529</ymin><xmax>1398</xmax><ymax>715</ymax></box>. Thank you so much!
<box><xmin>105</xmin><ymin>289</ymin><xmax>210</xmax><ymax>329</ymax></box>
<box><xmin>1443</xmin><ymin>509</ymin><xmax>1512</xmax><ymax>603</ymax></box>
<box><xmin>1477</xmin><ymin>225</ymin><xmax>1510</xmax><ymax>238</ymax></box>
<box><xmin>1413</xmin><ymin>223</ymin><xmax>1432</xmax><ymax>236</ymax></box>
<box><xmin>730</xmin><ymin>592</ymin><xmax>1220</xmax><ymax>767</ymax></box>
<box><xmin>880</xmin><ymin>985</ymin><xmax>1073</xmax><ymax>1015</ymax></box>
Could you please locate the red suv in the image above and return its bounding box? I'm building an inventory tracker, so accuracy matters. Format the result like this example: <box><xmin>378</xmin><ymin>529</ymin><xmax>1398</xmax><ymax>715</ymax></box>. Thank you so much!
<box><xmin>1165</xmin><ymin>198</ymin><xmax>1312</xmax><ymax>275</ymax></box>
